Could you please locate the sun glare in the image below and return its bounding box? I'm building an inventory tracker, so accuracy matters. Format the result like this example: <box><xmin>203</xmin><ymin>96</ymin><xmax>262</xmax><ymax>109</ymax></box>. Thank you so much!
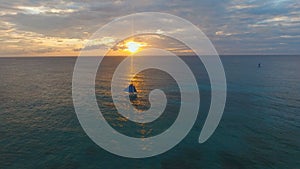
<box><xmin>126</xmin><ymin>41</ymin><xmax>141</xmax><ymax>53</ymax></box>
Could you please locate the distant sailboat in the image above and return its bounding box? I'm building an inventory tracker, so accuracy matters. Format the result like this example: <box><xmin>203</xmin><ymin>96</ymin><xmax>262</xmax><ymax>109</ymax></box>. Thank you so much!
<box><xmin>128</xmin><ymin>83</ymin><xmax>137</xmax><ymax>93</ymax></box>
<box><xmin>258</xmin><ymin>63</ymin><xmax>261</xmax><ymax>68</ymax></box>
<box><xmin>124</xmin><ymin>83</ymin><xmax>137</xmax><ymax>98</ymax></box>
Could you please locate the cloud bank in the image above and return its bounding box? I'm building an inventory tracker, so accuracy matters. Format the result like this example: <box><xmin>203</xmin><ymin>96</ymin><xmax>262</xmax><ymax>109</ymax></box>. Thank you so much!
<box><xmin>0</xmin><ymin>0</ymin><xmax>299</xmax><ymax>56</ymax></box>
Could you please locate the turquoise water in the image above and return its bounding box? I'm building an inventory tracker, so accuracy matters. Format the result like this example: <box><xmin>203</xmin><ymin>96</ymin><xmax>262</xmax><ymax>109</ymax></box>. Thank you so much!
<box><xmin>0</xmin><ymin>56</ymin><xmax>299</xmax><ymax>168</ymax></box>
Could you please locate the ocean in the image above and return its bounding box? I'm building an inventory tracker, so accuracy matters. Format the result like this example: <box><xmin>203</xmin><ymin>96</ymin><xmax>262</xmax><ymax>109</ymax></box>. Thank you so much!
<box><xmin>0</xmin><ymin>55</ymin><xmax>299</xmax><ymax>169</ymax></box>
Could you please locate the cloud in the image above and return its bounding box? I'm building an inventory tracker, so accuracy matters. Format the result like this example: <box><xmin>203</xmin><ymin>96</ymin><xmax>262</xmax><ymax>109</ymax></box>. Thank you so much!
<box><xmin>229</xmin><ymin>4</ymin><xmax>258</xmax><ymax>10</ymax></box>
<box><xmin>280</xmin><ymin>35</ymin><xmax>300</xmax><ymax>39</ymax></box>
<box><xmin>16</xmin><ymin>6</ymin><xmax>77</xmax><ymax>15</ymax></box>
<box><xmin>215</xmin><ymin>31</ymin><xmax>233</xmax><ymax>36</ymax></box>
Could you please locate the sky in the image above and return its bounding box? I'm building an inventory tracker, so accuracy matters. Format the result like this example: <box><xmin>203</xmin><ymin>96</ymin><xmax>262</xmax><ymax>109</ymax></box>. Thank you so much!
<box><xmin>0</xmin><ymin>0</ymin><xmax>300</xmax><ymax>56</ymax></box>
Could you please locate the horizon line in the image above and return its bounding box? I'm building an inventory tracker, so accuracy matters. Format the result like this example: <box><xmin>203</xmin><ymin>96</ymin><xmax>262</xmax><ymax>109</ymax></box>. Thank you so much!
<box><xmin>0</xmin><ymin>54</ymin><xmax>300</xmax><ymax>58</ymax></box>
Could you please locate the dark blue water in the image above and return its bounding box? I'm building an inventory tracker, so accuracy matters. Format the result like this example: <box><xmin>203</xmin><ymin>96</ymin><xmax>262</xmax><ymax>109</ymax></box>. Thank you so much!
<box><xmin>0</xmin><ymin>56</ymin><xmax>299</xmax><ymax>169</ymax></box>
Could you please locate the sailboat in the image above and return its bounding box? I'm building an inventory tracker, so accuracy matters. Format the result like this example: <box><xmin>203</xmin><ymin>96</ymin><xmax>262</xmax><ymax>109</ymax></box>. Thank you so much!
<box><xmin>124</xmin><ymin>83</ymin><xmax>137</xmax><ymax>99</ymax></box>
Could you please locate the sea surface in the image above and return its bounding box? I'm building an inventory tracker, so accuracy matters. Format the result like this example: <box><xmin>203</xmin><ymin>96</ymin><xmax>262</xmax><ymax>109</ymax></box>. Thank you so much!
<box><xmin>0</xmin><ymin>55</ymin><xmax>299</xmax><ymax>169</ymax></box>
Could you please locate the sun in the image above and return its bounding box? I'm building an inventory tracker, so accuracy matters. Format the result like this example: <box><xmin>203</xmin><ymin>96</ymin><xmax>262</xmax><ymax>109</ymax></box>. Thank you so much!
<box><xmin>126</xmin><ymin>41</ymin><xmax>141</xmax><ymax>53</ymax></box>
